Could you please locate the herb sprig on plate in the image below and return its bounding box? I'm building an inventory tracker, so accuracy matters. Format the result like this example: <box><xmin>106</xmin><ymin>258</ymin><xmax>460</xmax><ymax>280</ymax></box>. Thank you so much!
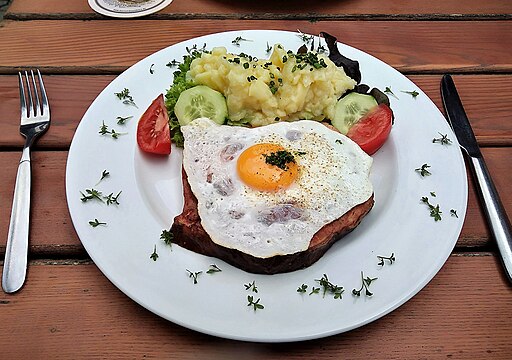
<box><xmin>432</xmin><ymin>133</ymin><xmax>452</xmax><ymax>145</ymax></box>
<box><xmin>377</xmin><ymin>253</ymin><xmax>396</xmax><ymax>266</ymax></box>
<box><xmin>114</xmin><ymin>88</ymin><xmax>137</xmax><ymax>107</ymax></box>
<box><xmin>421</xmin><ymin>196</ymin><xmax>442</xmax><ymax>221</ymax></box>
<box><xmin>415</xmin><ymin>163</ymin><xmax>431</xmax><ymax>177</ymax></box>
<box><xmin>352</xmin><ymin>272</ymin><xmax>377</xmax><ymax>297</ymax></box>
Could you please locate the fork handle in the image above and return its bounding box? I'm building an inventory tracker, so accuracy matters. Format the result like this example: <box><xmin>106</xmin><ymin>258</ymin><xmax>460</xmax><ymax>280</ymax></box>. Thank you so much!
<box><xmin>2</xmin><ymin>147</ymin><xmax>31</xmax><ymax>293</ymax></box>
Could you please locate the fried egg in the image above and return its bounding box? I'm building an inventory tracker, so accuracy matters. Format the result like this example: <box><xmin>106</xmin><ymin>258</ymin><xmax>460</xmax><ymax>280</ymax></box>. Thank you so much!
<box><xmin>181</xmin><ymin>117</ymin><xmax>373</xmax><ymax>258</ymax></box>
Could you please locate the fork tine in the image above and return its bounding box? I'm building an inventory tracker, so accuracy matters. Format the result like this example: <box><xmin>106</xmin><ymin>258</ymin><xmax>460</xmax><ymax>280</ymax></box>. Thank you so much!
<box><xmin>30</xmin><ymin>70</ymin><xmax>41</xmax><ymax>117</ymax></box>
<box><xmin>36</xmin><ymin>69</ymin><xmax>49</xmax><ymax>115</ymax></box>
<box><xmin>24</xmin><ymin>71</ymin><xmax>34</xmax><ymax>117</ymax></box>
<box><xmin>18</xmin><ymin>72</ymin><xmax>27</xmax><ymax>118</ymax></box>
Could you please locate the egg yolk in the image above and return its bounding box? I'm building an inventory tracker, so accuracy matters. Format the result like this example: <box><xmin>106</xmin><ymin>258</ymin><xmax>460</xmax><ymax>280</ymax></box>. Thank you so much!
<box><xmin>237</xmin><ymin>143</ymin><xmax>299</xmax><ymax>192</ymax></box>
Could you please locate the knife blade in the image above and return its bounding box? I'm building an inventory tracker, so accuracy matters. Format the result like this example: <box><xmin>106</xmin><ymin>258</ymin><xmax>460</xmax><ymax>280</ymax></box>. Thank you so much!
<box><xmin>441</xmin><ymin>74</ymin><xmax>512</xmax><ymax>284</ymax></box>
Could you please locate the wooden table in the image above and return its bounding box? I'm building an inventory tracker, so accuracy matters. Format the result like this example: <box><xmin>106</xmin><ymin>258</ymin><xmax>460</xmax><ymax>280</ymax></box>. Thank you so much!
<box><xmin>1</xmin><ymin>1</ymin><xmax>511</xmax><ymax>358</ymax></box>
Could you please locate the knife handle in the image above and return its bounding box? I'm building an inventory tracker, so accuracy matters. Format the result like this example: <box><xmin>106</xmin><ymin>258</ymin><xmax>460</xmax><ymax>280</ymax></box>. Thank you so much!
<box><xmin>470</xmin><ymin>156</ymin><xmax>512</xmax><ymax>282</ymax></box>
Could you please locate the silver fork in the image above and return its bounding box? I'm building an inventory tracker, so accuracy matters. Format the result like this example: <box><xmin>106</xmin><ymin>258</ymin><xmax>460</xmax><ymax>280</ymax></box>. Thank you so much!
<box><xmin>2</xmin><ymin>70</ymin><xmax>50</xmax><ymax>293</ymax></box>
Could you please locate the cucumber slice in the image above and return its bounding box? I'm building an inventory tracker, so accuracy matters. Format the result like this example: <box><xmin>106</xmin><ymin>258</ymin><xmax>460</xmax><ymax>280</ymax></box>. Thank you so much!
<box><xmin>174</xmin><ymin>85</ymin><xmax>228</xmax><ymax>126</ymax></box>
<box><xmin>332</xmin><ymin>92</ymin><xmax>378</xmax><ymax>134</ymax></box>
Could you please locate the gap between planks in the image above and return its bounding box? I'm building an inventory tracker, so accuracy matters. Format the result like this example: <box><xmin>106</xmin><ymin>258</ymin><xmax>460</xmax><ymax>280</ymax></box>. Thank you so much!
<box><xmin>4</xmin><ymin>13</ymin><xmax>512</xmax><ymax>21</ymax></box>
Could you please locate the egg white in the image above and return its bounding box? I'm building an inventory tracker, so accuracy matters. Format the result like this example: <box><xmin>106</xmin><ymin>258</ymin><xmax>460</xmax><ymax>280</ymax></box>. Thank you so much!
<box><xmin>181</xmin><ymin>117</ymin><xmax>373</xmax><ymax>258</ymax></box>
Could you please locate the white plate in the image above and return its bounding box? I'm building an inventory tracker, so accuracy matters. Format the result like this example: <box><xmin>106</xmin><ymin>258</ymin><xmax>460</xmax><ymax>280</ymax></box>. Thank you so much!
<box><xmin>66</xmin><ymin>30</ymin><xmax>467</xmax><ymax>342</ymax></box>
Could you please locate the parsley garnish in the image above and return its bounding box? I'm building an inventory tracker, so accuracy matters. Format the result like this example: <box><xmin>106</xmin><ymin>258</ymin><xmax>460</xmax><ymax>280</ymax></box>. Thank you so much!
<box><xmin>95</xmin><ymin>170</ymin><xmax>110</xmax><ymax>185</ymax></box>
<box><xmin>384</xmin><ymin>86</ymin><xmax>399</xmax><ymax>99</ymax></box>
<box><xmin>186</xmin><ymin>43</ymin><xmax>208</xmax><ymax>56</ymax></box>
<box><xmin>309</xmin><ymin>287</ymin><xmax>320</xmax><ymax>295</ymax></box>
<box><xmin>247</xmin><ymin>295</ymin><xmax>264</xmax><ymax>311</ymax></box>
<box><xmin>150</xmin><ymin>245</ymin><xmax>159</xmax><ymax>261</ymax></box>
<box><xmin>109</xmin><ymin>128</ymin><xmax>123</xmax><ymax>139</ymax></box>
<box><xmin>335</xmin><ymin>139</ymin><xmax>343</xmax><ymax>145</ymax></box>
<box><xmin>186</xmin><ymin>269</ymin><xmax>202</xmax><ymax>284</ymax></box>
<box><xmin>89</xmin><ymin>219</ymin><xmax>106</xmax><ymax>227</ymax></box>
<box><xmin>166</xmin><ymin>59</ymin><xmax>180</xmax><ymax>68</ymax></box>
<box><xmin>432</xmin><ymin>133</ymin><xmax>452</xmax><ymax>145</ymax></box>
<box><xmin>352</xmin><ymin>272</ymin><xmax>377</xmax><ymax>297</ymax></box>
<box><xmin>244</xmin><ymin>280</ymin><xmax>258</xmax><ymax>293</ymax></box>
<box><xmin>297</xmin><ymin>284</ymin><xmax>308</xmax><ymax>293</ymax></box>
<box><xmin>415</xmin><ymin>163</ymin><xmax>431</xmax><ymax>177</ymax></box>
<box><xmin>80</xmin><ymin>188</ymin><xmax>104</xmax><ymax>203</ymax></box>
<box><xmin>315</xmin><ymin>274</ymin><xmax>344</xmax><ymax>299</ymax></box>
<box><xmin>80</xmin><ymin>188</ymin><xmax>122</xmax><ymax>204</ymax></box>
<box><xmin>116</xmin><ymin>115</ymin><xmax>133</xmax><ymax>125</ymax></box>
<box><xmin>105</xmin><ymin>191</ymin><xmax>121</xmax><ymax>206</ymax></box>
<box><xmin>99</xmin><ymin>121</ymin><xmax>109</xmax><ymax>135</ymax></box>
<box><xmin>316</xmin><ymin>43</ymin><xmax>327</xmax><ymax>54</ymax></box>
<box><xmin>114</xmin><ymin>88</ymin><xmax>137</xmax><ymax>107</ymax></box>
<box><xmin>401</xmin><ymin>90</ymin><xmax>419</xmax><ymax>98</ymax></box>
<box><xmin>160</xmin><ymin>229</ymin><xmax>173</xmax><ymax>247</ymax></box>
<box><xmin>297</xmin><ymin>29</ymin><xmax>314</xmax><ymax>43</ymax></box>
<box><xmin>206</xmin><ymin>264</ymin><xmax>222</xmax><ymax>274</ymax></box>
<box><xmin>421</xmin><ymin>196</ymin><xmax>442</xmax><ymax>221</ymax></box>
<box><xmin>99</xmin><ymin>121</ymin><xmax>126</xmax><ymax>139</ymax></box>
<box><xmin>99</xmin><ymin>170</ymin><xmax>110</xmax><ymax>182</ymax></box>
<box><xmin>377</xmin><ymin>253</ymin><xmax>396</xmax><ymax>266</ymax></box>
<box><xmin>149</xmin><ymin>64</ymin><xmax>155</xmax><ymax>74</ymax></box>
<box><xmin>232</xmin><ymin>36</ymin><xmax>250</xmax><ymax>46</ymax></box>
<box><xmin>450</xmin><ymin>209</ymin><xmax>459</xmax><ymax>218</ymax></box>
<box><xmin>263</xmin><ymin>150</ymin><xmax>296</xmax><ymax>170</ymax></box>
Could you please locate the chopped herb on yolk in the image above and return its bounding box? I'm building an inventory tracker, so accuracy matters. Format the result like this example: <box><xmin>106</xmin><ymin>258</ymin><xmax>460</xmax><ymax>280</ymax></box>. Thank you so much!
<box><xmin>262</xmin><ymin>150</ymin><xmax>296</xmax><ymax>170</ymax></box>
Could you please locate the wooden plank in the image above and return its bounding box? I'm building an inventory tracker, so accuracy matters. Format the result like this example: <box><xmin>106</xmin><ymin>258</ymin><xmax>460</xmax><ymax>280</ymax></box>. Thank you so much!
<box><xmin>409</xmin><ymin>74</ymin><xmax>512</xmax><ymax>146</ymax></box>
<box><xmin>5</xmin><ymin>0</ymin><xmax>512</xmax><ymax>19</ymax></box>
<box><xmin>0</xmin><ymin>147</ymin><xmax>510</xmax><ymax>256</ymax></box>
<box><xmin>0</xmin><ymin>152</ymin><xmax>84</xmax><ymax>257</ymax></box>
<box><xmin>0</xmin><ymin>75</ymin><xmax>114</xmax><ymax>149</ymax></box>
<box><xmin>0</xmin><ymin>20</ymin><xmax>511</xmax><ymax>74</ymax></box>
<box><xmin>0</xmin><ymin>73</ymin><xmax>512</xmax><ymax>149</ymax></box>
<box><xmin>0</xmin><ymin>255</ymin><xmax>511</xmax><ymax>358</ymax></box>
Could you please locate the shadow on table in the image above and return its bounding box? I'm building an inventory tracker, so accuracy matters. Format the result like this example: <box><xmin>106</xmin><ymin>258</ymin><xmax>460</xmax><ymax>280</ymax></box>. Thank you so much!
<box><xmin>203</xmin><ymin>0</ymin><xmax>354</xmax><ymax>12</ymax></box>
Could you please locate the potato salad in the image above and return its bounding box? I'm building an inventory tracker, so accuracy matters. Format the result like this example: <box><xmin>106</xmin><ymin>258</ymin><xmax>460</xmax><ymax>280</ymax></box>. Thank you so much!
<box><xmin>188</xmin><ymin>45</ymin><xmax>356</xmax><ymax>127</ymax></box>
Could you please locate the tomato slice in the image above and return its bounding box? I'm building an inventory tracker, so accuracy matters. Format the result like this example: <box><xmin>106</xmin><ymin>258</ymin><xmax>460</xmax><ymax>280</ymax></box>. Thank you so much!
<box><xmin>137</xmin><ymin>94</ymin><xmax>171</xmax><ymax>155</ymax></box>
<box><xmin>346</xmin><ymin>103</ymin><xmax>393</xmax><ymax>155</ymax></box>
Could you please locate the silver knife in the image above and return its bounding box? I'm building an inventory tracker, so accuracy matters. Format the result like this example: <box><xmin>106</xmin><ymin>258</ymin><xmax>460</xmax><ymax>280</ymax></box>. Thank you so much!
<box><xmin>441</xmin><ymin>74</ymin><xmax>512</xmax><ymax>283</ymax></box>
